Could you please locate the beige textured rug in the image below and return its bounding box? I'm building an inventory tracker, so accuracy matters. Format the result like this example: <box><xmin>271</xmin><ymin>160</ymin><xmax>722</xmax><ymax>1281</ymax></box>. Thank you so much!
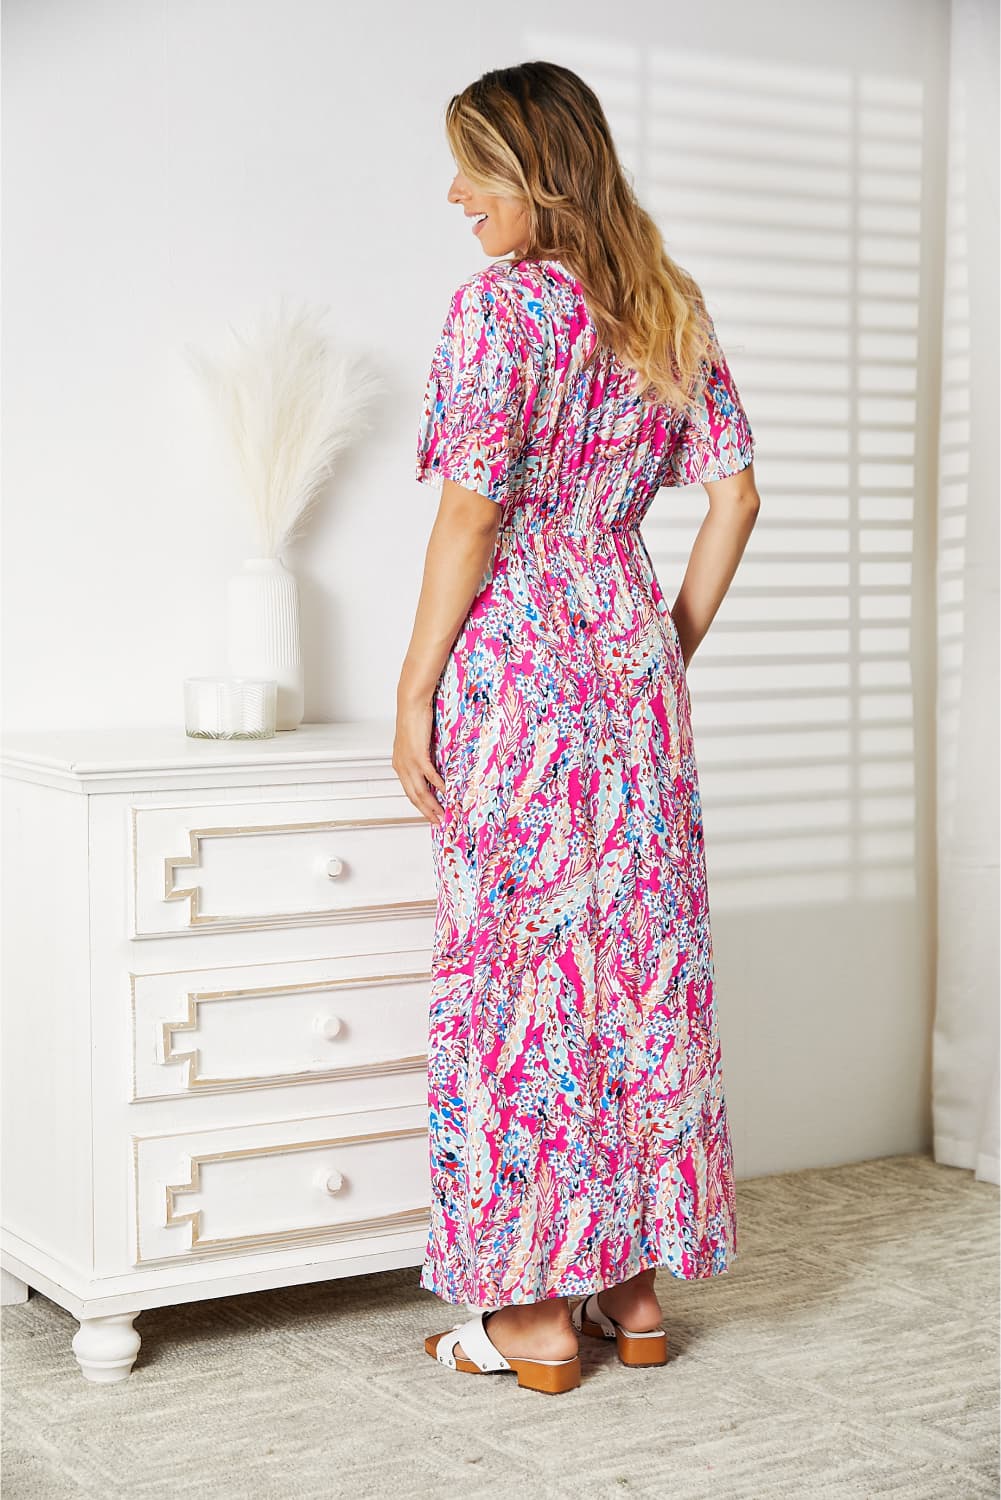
<box><xmin>1</xmin><ymin>1153</ymin><xmax>998</xmax><ymax>1499</ymax></box>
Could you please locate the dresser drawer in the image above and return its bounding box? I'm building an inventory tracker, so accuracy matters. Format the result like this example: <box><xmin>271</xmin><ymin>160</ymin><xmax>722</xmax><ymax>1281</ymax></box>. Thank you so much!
<box><xmin>132</xmin><ymin>1105</ymin><xmax>430</xmax><ymax>1264</ymax></box>
<box><xmin>130</xmin><ymin>790</ymin><xmax>435</xmax><ymax>938</ymax></box>
<box><xmin>130</xmin><ymin>953</ymin><xmax>431</xmax><ymax>1100</ymax></box>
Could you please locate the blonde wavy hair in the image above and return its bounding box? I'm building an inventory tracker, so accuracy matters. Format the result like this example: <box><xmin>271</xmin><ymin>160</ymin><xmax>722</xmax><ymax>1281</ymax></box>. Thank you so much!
<box><xmin>444</xmin><ymin>61</ymin><xmax>715</xmax><ymax>413</ymax></box>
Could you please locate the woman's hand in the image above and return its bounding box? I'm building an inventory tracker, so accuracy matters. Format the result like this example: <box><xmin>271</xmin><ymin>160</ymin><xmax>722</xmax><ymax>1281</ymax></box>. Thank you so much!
<box><xmin>393</xmin><ymin>696</ymin><xmax>447</xmax><ymax>827</ymax></box>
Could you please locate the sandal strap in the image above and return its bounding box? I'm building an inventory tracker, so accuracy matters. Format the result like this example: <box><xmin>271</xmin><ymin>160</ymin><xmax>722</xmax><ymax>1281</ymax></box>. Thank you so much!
<box><xmin>571</xmin><ymin>1293</ymin><xmax>616</xmax><ymax>1337</ymax></box>
<box><xmin>435</xmin><ymin>1312</ymin><xmax>511</xmax><ymax>1372</ymax></box>
<box><xmin>572</xmin><ymin>1292</ymin><xmax>664</xmax><ymax>1338</ymax></box>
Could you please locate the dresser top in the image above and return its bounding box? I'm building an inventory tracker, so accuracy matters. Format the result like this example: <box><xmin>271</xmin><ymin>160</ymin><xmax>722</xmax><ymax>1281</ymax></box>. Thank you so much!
<box><xmin>0</xmin><ymin>721</ymin><xmax>397</xmax><ymax>794</ymax></box>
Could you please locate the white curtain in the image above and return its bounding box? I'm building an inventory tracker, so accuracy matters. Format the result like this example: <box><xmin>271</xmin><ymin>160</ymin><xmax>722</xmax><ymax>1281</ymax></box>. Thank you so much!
<box><xmin>931</xmin><ymin>0</ymin><xmax>1000</xmax><ymax>1186</ymax></box>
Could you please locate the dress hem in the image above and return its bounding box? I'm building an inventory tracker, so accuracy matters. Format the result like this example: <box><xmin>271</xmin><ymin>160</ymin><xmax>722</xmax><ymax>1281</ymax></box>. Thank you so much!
<box><xmin>418</xmin><ymin>1246</ymin><xmax>737</xmax><ymax>1309</ymax></box>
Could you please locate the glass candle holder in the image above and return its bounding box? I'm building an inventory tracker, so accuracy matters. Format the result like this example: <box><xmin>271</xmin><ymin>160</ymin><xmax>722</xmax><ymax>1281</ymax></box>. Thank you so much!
<box><xmin>184</xmin><ymin>677</ymin><xmax>278</xmax><ymax>739</ymax></box>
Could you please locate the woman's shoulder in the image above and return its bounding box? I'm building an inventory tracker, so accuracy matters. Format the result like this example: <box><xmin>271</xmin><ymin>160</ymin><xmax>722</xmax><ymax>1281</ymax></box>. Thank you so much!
<box><xmin>448</xmin><ymin>259</ymin><xmax>527</xmax><ymax>311</ymax></box>
<box><xmin>443</xmin><ymin>261</ymin><xmax>547</xmax><ymax>353</ymax></box>
<box><xmin>469</xmin><ymin>257</ymin><xmax>570</xmax><ymax>306</ymax></box>
<box><xmin>458</xmin><ymin>259</ymin><xmax>580</xmax><ymax>350</ymax></box>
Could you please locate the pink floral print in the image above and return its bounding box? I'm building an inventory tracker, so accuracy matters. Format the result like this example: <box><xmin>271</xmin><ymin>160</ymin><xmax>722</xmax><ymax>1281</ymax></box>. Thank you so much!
<box><xmin>414</xmin><ymin>257</ymin><xmax>755</xmax><ymax>1306</ymax></box>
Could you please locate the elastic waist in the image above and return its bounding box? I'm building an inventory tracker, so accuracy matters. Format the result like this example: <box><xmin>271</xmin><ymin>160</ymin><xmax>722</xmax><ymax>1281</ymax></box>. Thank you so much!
<box><xmin>497</xmin><ymin>521</ymin><xmax>642</xmax><ymax>537</ymax></box>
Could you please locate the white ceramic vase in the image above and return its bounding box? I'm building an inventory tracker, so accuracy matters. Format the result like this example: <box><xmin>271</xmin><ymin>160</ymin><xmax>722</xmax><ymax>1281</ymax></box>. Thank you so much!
<box><xmin>226</xmin><ymin>557</ymin><xmax>304</xmax><ymax>731</ymax></box>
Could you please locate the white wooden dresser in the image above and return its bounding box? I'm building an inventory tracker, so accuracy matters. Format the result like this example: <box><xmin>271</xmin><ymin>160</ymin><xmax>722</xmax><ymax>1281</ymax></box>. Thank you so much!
<box><xmin>0</xmin><ymin>722</ymin><xmax>437</xmax><ymax>1381</ymax></box>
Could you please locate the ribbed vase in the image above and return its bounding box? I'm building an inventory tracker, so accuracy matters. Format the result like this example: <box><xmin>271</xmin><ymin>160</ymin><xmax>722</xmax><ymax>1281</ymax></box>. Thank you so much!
<box><xmin>226</xmin><ymin>557</ymin><xmax>304</xmax><ymax>731</ymax></box>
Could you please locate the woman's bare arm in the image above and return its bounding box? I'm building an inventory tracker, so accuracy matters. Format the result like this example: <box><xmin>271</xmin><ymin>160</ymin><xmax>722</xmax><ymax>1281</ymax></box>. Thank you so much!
<box><xmin>394</xmin><ymin>479</ymin><xmax>502</xmax><ymax>825</ymax></box>
<box><xmin>671</xmin><ymin>464</ymin><xmax>761</xmax><ymax>668</ymax></box>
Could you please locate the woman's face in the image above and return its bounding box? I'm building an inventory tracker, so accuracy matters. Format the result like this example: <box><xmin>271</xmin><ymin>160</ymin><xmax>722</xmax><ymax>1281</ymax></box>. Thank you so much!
<box><xmin>448</xmin><ymin>169</ymin><xmax>530</xmax><ymax>259</ymax></box>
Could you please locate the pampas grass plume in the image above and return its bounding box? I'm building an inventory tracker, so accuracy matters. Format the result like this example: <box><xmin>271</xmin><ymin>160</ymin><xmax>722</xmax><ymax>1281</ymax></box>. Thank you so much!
<box><xmin>186</xmin><ymin>297</ymin><xmax>383</xmax><ymax>557</ymax></box>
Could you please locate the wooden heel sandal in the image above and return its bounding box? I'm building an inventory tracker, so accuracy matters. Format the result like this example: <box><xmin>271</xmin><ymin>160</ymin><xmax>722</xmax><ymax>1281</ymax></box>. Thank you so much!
<box><xmin>571</xmin><ymin>1291</ymin><xmax>669</xmax><ymax>1367</ymax></box>
<box><xmin>426</xmin><ymin>1310</ymin><xmax>582</xmax><ymax>1394</ymax></box>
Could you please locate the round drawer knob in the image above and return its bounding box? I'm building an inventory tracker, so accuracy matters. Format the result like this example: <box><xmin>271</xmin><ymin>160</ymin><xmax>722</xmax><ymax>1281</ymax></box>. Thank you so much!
<box><xmin>315</xmin><ymin>1013</ymin><xmax>343</xmax><ymax>1040</ymax></box>
<box><xmin>326</xmin><ymin>857</ymin><xmax>345</xmax><ymax>879</ymax></box>
<box><xmin>324</xmin><ymin>1170</ymin><xmax>344</xmax><ymax>1196</ymax></box>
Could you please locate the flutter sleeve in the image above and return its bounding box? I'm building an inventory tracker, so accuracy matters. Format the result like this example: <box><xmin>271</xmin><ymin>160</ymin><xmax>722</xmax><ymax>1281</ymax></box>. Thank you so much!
<box><xmin>663</xmin><ymin>311</ymin><xmax>755</xmax><ymax>486</ymax></box>
<box><xmin>415</xmin><ymin>274</ymin><xmax>532</xmax><ymax>504</ymax></box>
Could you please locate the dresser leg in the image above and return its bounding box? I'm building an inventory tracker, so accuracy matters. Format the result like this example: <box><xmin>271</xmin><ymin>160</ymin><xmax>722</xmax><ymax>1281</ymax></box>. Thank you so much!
<box><xmin>0</xmin><ymin>1269</ymin><xmax>30</xmax><ymax>1304</ymax></box>
<box><xmin>71</xmin><ymin>1312</ymin><xmax>142</xmax><ymax>1382</ymax></box>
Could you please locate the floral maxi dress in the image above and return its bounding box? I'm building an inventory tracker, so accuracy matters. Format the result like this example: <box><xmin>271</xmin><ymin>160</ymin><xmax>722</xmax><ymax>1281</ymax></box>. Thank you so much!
<box><xmin>414</xmin><ymin>258</ymin><xmax>755</xmax><ymax>1307</ymax></box>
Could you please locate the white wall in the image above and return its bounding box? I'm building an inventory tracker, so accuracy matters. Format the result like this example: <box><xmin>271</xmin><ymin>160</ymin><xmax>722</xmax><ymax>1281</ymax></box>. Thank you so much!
<box><xmin>2</xmin><ymin>0</ymin><xmax>951</xmax><ymax>1175</ymax></box>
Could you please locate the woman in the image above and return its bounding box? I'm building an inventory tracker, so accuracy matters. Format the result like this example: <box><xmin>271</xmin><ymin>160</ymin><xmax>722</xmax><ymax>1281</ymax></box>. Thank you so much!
<box><xmin>394</xmin><ymin>61</ymin><xmax>759</xmax><ymax>1396</ymax></box>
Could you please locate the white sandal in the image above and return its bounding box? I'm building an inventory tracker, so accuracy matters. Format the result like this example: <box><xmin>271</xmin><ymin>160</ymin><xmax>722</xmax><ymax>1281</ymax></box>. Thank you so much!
<box><xmin>571</xmin><ymin>1291</ymin><xmax>669</xmax><ymax>1367</ymax></box>
<box><xmin>425</xmin><ymin>1310</ymin><xmax>581</xmax><ymax>1394</ymax></box>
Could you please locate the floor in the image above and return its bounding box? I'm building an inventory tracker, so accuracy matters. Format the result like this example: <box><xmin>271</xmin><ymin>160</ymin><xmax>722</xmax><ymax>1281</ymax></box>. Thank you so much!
<box><xmin>1</xmin><ymin>1153</ymin><xmax>998</xmax><ymax>1499</ymax></box>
